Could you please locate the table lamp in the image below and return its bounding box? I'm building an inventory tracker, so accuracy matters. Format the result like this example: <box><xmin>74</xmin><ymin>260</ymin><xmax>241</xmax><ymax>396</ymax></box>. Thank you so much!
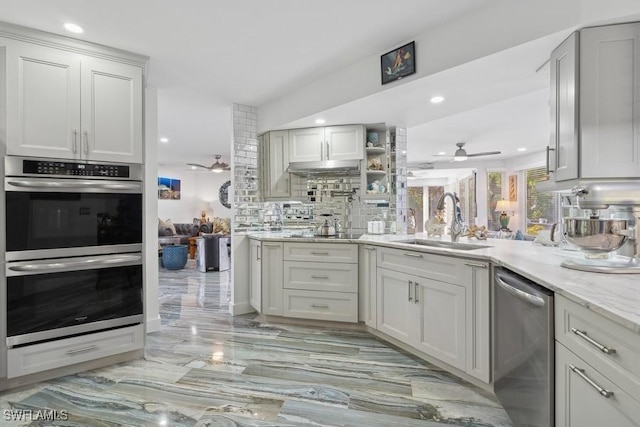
<box><xmin>495</xmin><ymin>200</ymin><xmax>512</xmax><ymax>230</ymax></box>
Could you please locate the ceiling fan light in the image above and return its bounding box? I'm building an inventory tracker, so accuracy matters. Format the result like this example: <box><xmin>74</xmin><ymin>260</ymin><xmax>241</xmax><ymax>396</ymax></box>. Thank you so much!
<box><xmin>453</xmin><ymin>155</ymin><xmax>467</xmax><ymax>162</ymax></box>
<box><xmin>211</xmin><ymin>168</ymin><xmax>223</xmax><ymax>173</ymax></box>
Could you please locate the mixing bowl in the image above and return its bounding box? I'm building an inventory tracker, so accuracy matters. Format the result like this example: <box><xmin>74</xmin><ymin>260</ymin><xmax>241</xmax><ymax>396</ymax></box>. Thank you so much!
<box><xmin>562</xmin><ymin>218</ymin><xmax>629</xmax><ymax>253</ymax></box>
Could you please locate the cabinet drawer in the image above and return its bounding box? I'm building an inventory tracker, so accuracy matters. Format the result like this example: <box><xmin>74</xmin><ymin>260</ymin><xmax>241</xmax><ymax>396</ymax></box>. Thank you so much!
<box><xmin>7</xmin><ymin>325</ymin><xmax>143</xmax><ymax>378</ymax></box>
<box><xmin>556</xmin><ymin>343</ymin><xmax>640</xmax><ymax>427</ymax></box>
<box><xmin>283</xmin><ymin>242</ymin><xmax>358</xmax><ymax>263</ymax></box>
<box><xmin>377</xmin><ymin>247</ymin><xmax>480</xmax><ymax>284</ymax></box>
<box><xmin>283</xmin><ymin>289</ymin><xmax>357</xmax><ymax>323</ymax></box>
<box><xmin>284</xmin><ymin>261</ymin><xmax>357</xmax><ymax>292</ymax></box>
<box><xmin>556</xmin><ymin>295</ymin><xmax>640</xmax><ymax>398</ymax></box>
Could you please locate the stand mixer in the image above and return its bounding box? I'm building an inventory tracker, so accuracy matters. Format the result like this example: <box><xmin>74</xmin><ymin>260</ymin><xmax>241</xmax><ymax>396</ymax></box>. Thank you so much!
<box><xmin>558</xmin><ymin>182</ymin><xmax>640</xmax><ymax>273</ymax></box>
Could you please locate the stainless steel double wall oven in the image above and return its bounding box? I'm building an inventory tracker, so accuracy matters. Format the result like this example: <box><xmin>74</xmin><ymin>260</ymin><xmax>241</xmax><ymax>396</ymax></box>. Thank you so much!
<box><xmin>3</xmin><ymin>156</ymin><xmax>144</xmax><ymax>349</ymax></box>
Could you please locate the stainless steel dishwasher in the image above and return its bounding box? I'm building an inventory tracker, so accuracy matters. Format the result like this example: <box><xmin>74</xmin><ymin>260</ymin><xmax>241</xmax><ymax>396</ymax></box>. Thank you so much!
<box><xmin>493</xmin><ymin>267</ymin><xmax>554</xmax><ymax>427</ymax></box>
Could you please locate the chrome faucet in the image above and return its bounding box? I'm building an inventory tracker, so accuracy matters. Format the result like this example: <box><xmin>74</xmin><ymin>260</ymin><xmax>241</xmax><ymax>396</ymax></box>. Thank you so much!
<box><xmin>436</xmin><ymin>192</ymin><xmax>465</xmax><ymax>242</ymax></box>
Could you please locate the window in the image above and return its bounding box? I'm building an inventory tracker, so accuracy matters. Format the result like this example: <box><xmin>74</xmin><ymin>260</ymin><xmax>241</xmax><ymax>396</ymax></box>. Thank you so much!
<box><xmin>525</xmin><ymin>167</ymin><xmax>559</xmax><ymax>236</ymax></box>
<box><xmin>457</xmin><ymin>173</ymin><xmax>477</xmax><ymax>226</ymax></box>
<box><xmin>487</xmin><ymin>171</ymin><xmax>503</xmax><ymax>231</ymax></box>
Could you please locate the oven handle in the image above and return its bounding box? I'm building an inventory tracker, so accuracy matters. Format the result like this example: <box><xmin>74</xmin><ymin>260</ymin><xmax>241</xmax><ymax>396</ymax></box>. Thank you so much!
<box><xmin>8</xmin><ymin>254</ymin><xmax>142</xmax><ymax>275</ymax></box>
<box><xmin>7</xmin><ymin>179</ymin><xmax>142</xmax><ymax>191</ymax></box>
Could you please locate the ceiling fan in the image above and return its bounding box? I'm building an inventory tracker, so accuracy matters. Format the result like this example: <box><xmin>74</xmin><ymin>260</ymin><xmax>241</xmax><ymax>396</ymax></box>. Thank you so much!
<box><xmin>187</xmin><ymin>155</ymin><xmax>230</xmax><ymax>173</ymax></box>
<box><xmin>433</xmin><ymin>142</ymin><xmax>501</xmax><ymax>162</ymax></box>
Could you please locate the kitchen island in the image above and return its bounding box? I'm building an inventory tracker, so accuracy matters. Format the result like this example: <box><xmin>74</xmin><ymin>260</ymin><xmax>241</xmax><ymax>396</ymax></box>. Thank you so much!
<box><xmin>247</xmin><ymin>231</ymin><xmax>640</xmax><ymax>333</ymax></box>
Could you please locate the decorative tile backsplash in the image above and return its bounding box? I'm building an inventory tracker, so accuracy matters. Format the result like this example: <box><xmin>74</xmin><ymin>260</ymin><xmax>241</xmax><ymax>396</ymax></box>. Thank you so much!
<box><xmin>232</xmin><ymin>108</ymin><xmax>405</xmax><ymax>234</ymax></box>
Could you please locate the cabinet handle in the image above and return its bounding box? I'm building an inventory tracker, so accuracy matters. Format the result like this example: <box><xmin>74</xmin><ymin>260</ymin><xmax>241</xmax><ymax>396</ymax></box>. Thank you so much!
<box><xmin>408</xmin><ymin>280</ymin><xmax>413</xmax><ymax>302</ymax></box>
<box><xmin>326</xmin><ymin>141</ymin><xmax>330</xmax><ymax>160</ymax></box>
<box><xmin>570</xmin><ymin>328</ymin><xmax>616</xmax><ymax>355</ymax></box>
<box><xmin>464</xmin><ymin>261</ymin><xmax>487</xmax><ymax>268</ymax></box>
<box><xmin>72</xmin><ymin>129</ymin><xmax>78</xmax><ymax>153</ymax></box>
<box><xmin>310</xmin><ymin>251</ymin><xmax>329</xmax><ymax>255</ymax></box>
<box><xmin>257</xmin><ymin>245</ymin><xmax>261</xmax><ymax>261</ymax></box>
<box><xmin>403</xmin><ymin>252</ymin><xmax>422</xmax><ymax>258</ymax></box>
<box><xmin>66</xmin><ymin>345</ymin><xmax>98</xmax><ymax>356</ymax></box>
<box><xmin>363</xmin><ymin>247</ymin><xmax>376</xmax><ymax>251</ymax></box>
<box><xmin>311</xmin><ymin>304</ymin><xmax>329</xmax><ymax>309</ymax></box>
<box><xmin>569</xmin><ymin>364</ymin><xmax>614</xmax><ymax>398</ymax></box>
<box><xmin>546</xmin><ymin>146</ymin><xmax>556</xmax><ymax>174</ymax></box>
<box><xmin>83</xmin><ymin>131</ymin><xmax>89</xmax><ymax>155</ymax></box>
<box><xmin>311</xmin><ymin>275</ymin><xmax>329</xmax><ymax>279</ymax></box>
<box><xmin>263</xmin><ymin>243</ymin><xmax>281</xmax><ymax>247</ymax></box>
<box><xmin>320</xmin><ymin>140</ymin><xmax>324</xmax><ymax>160</ymax></box>
<box><xmin>414</xmin><ymin>281</ymin><xmax>419</xmax><ymax>304</ymax></box>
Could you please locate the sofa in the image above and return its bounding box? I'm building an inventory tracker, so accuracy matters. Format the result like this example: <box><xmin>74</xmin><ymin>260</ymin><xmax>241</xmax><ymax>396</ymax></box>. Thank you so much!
<box><xmin>158</xmin><ymin>218</ymin><xmax>231</xmax><ymax>246</ymax></box>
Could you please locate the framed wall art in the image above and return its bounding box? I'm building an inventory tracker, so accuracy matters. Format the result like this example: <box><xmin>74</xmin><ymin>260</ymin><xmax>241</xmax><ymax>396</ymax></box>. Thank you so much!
<box><xmin>158</xmin><ymin>177</ymin><xmax>181</xmax><ymax>200</ymax></box>
<box><xmin>509</xmin><ymin>175</ymin><xmax>517</xmax><ymax>202</ymax></box>
<box><xmin>381</xmin><ymin>41</ymin><xmax>416</xmax><ymax>85</ymax></box>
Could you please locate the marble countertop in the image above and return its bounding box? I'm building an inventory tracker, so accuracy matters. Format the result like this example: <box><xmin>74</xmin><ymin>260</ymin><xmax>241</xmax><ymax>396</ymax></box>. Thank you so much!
<box><xmin>246</xmin><ymin>231</ymin><xmax>640</xmax><ymax>334</ymax></box>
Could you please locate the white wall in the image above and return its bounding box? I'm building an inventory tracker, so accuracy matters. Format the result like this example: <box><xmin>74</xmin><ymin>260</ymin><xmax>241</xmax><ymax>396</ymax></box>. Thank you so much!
<box><xmin>157</xmin><ymin>167</ymin><xmax>231</xmax><ymax>223</ymax></box>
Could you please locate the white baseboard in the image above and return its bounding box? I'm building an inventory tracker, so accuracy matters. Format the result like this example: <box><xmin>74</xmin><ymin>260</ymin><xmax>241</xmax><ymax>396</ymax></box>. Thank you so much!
<box><xmin>145</xmin><ymin>315</ymin><xmax>162</xmax><ymax>333</ymax></box>
<box><xmin>229</xmin><ymin>301</ymin><xmax>255</xmax><ymax>316</ymax></box>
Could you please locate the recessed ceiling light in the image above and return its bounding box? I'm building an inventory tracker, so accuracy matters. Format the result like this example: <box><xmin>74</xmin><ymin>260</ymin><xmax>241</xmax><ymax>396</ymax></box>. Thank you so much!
<box><xmin>63</xmin><ymin>23</ymin><xmax>84</xmax><ymax>34</ymax></box>
<box><xmin>315</xmin><ymin>118</ymin><xmax>326</xmax><ymax>125</ymax></box>
<box><xmin>160</xmin><ymin>137</ymin><xmax>169</xmax><ymax>143</ymax></box>
<box><xmin>517</xmin><ymin>147</ymin><xmax>527</xmax><ymax>152</ymax></box>
<box><xmin>438</xmin><ymin>151</ymin><xmax>446</xmax><ymax>155</ymax></box>
<box><xmin>430</xmin><ymin>96</ymin><xmax>445</xmax><ymax>104</ymax></box>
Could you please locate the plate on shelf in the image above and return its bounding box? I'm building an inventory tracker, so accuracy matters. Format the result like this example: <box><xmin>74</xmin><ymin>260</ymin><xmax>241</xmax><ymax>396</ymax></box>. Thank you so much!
<box><xmin>366</xmin><ymin>147</ymin><xmax>386</xmax><ymax>155</ymax></box>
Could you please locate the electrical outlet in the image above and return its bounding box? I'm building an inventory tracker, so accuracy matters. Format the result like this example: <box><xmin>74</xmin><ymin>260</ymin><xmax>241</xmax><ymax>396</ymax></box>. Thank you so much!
<box><xmin>79</xmin><ymin>207</ymin><xmax>90</xmax><ymax>215</ymax></box>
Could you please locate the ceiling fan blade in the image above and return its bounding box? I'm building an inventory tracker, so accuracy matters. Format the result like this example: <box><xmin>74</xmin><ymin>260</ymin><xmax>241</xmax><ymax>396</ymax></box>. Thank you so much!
<box><xmin>186</xmin><ymin>163</ymin><xmax>212</xmax><ymax>169</ymax></box>
<box><xmin>431</xmin><ymin>154</ymin><xmax>454</xmax><ymax>157</ymax></box>
<box><xmin>467</xmin><ymin>151</ymin><xmax>501</xmax><ymax>157</ymax></box>
<box><xmin>219</xmin><ymin>162</ymin><xmax>230</xmax><ymax>169</ymax></box>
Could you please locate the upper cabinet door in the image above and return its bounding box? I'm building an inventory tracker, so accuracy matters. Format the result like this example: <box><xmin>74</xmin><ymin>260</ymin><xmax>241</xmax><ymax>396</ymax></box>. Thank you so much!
<box><xmin>289</xmin><ymin>127</ymin><xmax>323</xmax><ymax>162</ymax></box>
<box><xmin>81</xmin><ymin>57</ymin><xmax>143</xmax><ymax>163</ymax></box>
<box><xmin>550</xmin><ymin>32</ymin><xmax>579</xmax><ymax>182</ymax></box>
<box><xmin>264</xmin><ymin>131</ymin><xmax>291</xmax><ymax>199</ymax></box>
<box><xmin>5</xmin><ymin>42</ymin><xmax>81</xmax><ymax>159</ymax></box>
<box><xmin>325</xmin><ymin>125</ymin><xmax>364</xmax><ymax>160</ymax></box>
<box><xmin>580</xmin><ymin>23</ymin><xmax>640</xmax><ymax>178</ymax></box>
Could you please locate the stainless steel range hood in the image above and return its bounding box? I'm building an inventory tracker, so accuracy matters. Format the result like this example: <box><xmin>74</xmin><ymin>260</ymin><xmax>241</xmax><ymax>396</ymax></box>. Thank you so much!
<box><xmin>287</xmin><ymin>160</ymin><xmax>361</xmax><ymax>176</ymax></box>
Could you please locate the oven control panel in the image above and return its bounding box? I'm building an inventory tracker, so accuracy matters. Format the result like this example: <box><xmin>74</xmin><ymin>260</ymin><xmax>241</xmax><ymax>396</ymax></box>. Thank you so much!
<box><xmin>22</xmin><ymin>160</ymin><xmax>130</xmax><ymax>178</ymax></box>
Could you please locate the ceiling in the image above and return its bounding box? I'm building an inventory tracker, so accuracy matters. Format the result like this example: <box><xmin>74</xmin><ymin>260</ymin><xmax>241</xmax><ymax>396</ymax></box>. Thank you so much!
<box><xmin>1</xmin><ymin>1</ymin><xmax>639</xmax><ymax>171</ymax></box>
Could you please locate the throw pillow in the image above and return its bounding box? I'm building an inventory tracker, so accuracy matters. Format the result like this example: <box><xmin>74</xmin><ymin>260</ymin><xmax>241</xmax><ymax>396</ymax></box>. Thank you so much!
<box><xmin>158</xmin><ymin>218</ymin><xmax>177</xmax><ymax>236</ymax></box>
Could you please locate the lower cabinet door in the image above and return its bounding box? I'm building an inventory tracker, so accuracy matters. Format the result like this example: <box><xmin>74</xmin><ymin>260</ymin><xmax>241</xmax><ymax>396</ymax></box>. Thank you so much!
<box><xmin>282</xmin><ymin>289</ymin><xmax>357</xmax><ymax>322</ymax></box>
<box><xmin>556</xmin><ymin>343</ymin><xmax>640</xmax><ymax>427</ymax></box>
<box><xmin>249</xmin><ymin>240</ymin><xmax>262</xmax><ymax>312</ymax></box>
<box><xmin>376</xmin><ymin>268</ymin><xmax>413</xmax><ymax>344</ymax></box>
<box><xmin>413</xmin><ymin>278</ymin><xmax>466</xmax><ymax>370</ymax></box>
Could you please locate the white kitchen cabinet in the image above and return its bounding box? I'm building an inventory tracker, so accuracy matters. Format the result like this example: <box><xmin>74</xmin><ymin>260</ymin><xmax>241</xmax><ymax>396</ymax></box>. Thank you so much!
<box><xmin>359</xmin><ymin>245</ymin><xmax>377</xmax><ymax>327</ymax></box>
<box><xmin>549</xmin><ymin>31</ymin><xmax>579</xmax><ymax>181</ymax></box>
<box><xmin>249</xmin><ymin>239</ymin><xmax>262</xmax><ymax>312</ymax></box>
<box><xmin>289</xmin><ymin>125</ymin><xmax>364</xmax><ymax>162</ymax></box>
<box><xmin>281</xmin><ymin>242</ymin><xmax>358</xmax><ymax>322</ymax></box>
<box><xmin>261</xmin><ymin>242</ymin><xmax>284</xmax><ymax>316</ymax></box>
<box><xmin>556</xmin><ymin>343</ymin><xmax>640</xmax><ymax>427</ymax></box>
<box><xmin>261</xmin><ymin>131</ymin><xmax>291</xmax><ymax>199</ymax></box>
<box><xmin>4</xmin><ymin>39</ymin><xmax>143</xmax><ymax>163</ymax></box>
<box><xmin>549</xmin><ymin>22</ymin><xmax>640</xmax><ymax>181</ymax></box>
<box><xmin>555</xmin><ymin>294</ymin><xmax>640</xmax><ymax>427</ymax></box>
<box><xmin>376</xmin><ymin>268</ymin><xmax>413</xmax><ymax>343</ymax></box>
<box><xmin>376</xmin><ymin>247</ymin><xmax>490</xmax><ymax>382</ymax></box>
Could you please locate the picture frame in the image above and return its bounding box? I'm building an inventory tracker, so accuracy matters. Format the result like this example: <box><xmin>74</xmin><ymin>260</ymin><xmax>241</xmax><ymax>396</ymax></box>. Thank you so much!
<box><xmin>509</xmin><ymin>175</ymin><xmax>517</xmax><ymax>202</ymax></box>
<box><xmin>381</xmin><ymin>41</ymin><xmax>416</xmax><ymax>85</ymax></box>
<box><xmin>158</xmin><ymin>177</ymin><xmax>181</xmax><ymax>200</ymax></box>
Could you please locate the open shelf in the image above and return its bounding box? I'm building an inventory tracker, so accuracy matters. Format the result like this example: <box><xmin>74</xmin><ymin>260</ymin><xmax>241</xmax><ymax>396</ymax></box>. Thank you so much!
<box><xmin>366</xmin><ymin>147</ymin><xmax>386</xmax><ymax>155</ymax></box>
<box><xmin>365</xmin><ymin>170</ymin><xmax>386</xmax><ymax>176</ymax></box>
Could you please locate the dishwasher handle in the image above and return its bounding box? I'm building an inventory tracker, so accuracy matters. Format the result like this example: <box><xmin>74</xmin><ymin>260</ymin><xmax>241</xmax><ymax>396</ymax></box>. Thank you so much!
<box><xmin>495</xmin><ymin>272</ymin><xmax>546</xmax><ymax>308</ymax></box>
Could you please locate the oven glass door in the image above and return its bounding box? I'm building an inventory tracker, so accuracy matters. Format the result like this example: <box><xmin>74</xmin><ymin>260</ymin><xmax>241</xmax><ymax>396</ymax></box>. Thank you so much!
<box><xmin>6</xmin><ymin>191</ymin><xmax>142</xmax><ymax>252</ymax></box>
<box><xmin>6</xmin><ymin>254</ymin><xmax>143</xmax><ymax>346</ymax></box>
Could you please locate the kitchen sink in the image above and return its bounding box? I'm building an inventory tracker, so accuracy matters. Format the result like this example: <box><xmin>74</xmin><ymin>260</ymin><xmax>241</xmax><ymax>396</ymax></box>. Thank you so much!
<box><xmin>396</xmin><ymin>239</ymin><xmax>490</xmax><ymax>251</ymax></box>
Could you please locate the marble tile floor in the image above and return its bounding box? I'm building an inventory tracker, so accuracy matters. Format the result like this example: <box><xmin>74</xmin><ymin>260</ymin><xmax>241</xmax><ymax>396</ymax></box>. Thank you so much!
<box><xmin>1</xmin><ymin>260</ymin><xmax>514</xmax><ymax>426</ymax></box>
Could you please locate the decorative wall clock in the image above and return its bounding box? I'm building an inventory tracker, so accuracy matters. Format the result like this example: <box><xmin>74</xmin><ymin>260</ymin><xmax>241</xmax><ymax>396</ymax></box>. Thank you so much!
<box><xmin>219</xmin><ymin>180</ymin><xmax>231</xmax><ymax>209</ymax></box>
